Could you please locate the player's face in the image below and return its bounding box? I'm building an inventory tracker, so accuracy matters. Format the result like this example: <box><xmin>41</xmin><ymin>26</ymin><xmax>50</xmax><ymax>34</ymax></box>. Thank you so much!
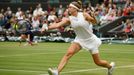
<box><xmin>68</xmin><ymin>6</ymin><xmax>77</xmax><ymax>14</ymax></box>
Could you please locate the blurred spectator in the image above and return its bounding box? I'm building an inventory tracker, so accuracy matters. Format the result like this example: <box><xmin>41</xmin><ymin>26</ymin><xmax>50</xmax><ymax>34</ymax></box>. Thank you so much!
<box><xmin>15</xmin><ymin>7</ymin><xmax>23</xmax><ymax>19</ymax></box>
<box><xmin>57</xmin><ymin>4</ymin><xmax>65</xmax><ymax>17</ymax></box>
<box><xmin>104</xmin><ymin>0</ymin><xmax>110</xmax><ymax>7</ymax></box>
<box><xmin>41</xmin><ymin>20</ymin><xmax>48</xmax><ymax>33</ymax></box>
<box><xmin>99</xmin><ymin>11</ymin><xmax>108</xmax><ymax>25</ymax></box>
<box><xmin>47</xmin><ymin>11</ymin><xmax>57</xmax><ymax>22</ymax></box>
<box><xmin>124</xmin><ymin>19</ymin><xmax>132</xmax><ymax>33</ymax></box>
<box><xmin>131</xmin><ymin>20</ymin><xmax>134</xmax><ymax>31</ymax></box>
<box><xmin>131</xmin><ymin>20</ymin><xmax>134</xmax><ymax>37</ymax></box>
<box><xmin>122</xmin><ymin>19</ymin><xmax>132</xmax><ymax>39</ymax></box>
<box><xmin>0</xmin><ymin>9</ymin><xmax>5</xmax><ymax>14</ymax></box>
<box><xmin>0</xmin><ymin>14</ymin><xmax>5</xmax><ymax>26</ymax></box>
<box><xmin>5</xmin><ymin>7</ymin><xmax>12</xmax><ymax>17</ymax></box>
<box><xmin>106</xmin><ymin>11</ymin><xmax>117</xmax><ymax>21</ymax></box>
<box><xmin>41</xmin><ymin>11</ymin><xmax>48</xmax><ymax>21</ymax></box>
<box><xmin>5</xmin><ymin>7</ymin><xmax>12</xmax><ymax>20</ymax></box>
<box><xmin>94</xmin><ymin>10</ymin><xmax>101</xmax><ymax>25</ymax></box>
<box><xmin>33</xmin><ymin>3</ymin><xmax>44</xmax><ymax>17</ymax></box>
<box><xmin>117</xmin><ymin>7</ymin><xmax>123</xmax><ymax>16</ymax></box>
<box><xmin>32</xmin><ymin>16</ymin><xmax>40</xmax><ymax>31</ymax></box>
<box><xmin>28</xmin><ymin>6</ymin><xmax>34</xmax><ymax>15</ymax></box>
<box><xmin>123</xmin><ymin>6</ymin><xmax>131</xmax><ymax>16</ymax></box>
<box><xmin>63</xmin><ymin>6</ymin><xmax>69</xmax><ymax>17</ymax></box>
<box><xmin>123</xmin><ymin>0</ymin><xmax>133</xmax><ymax>16</ymax></box>
<box><xmin>0</xmin><ymin>14</ymin><xmax>5</xmax><ymax>31</ymax></box>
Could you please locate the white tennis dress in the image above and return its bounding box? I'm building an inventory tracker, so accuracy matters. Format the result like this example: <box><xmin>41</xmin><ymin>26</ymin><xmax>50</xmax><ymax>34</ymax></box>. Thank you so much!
<box><xmin>69</xmin><ymin>12</ymin><xmax>102</xmax><ymax>54</ymax></box>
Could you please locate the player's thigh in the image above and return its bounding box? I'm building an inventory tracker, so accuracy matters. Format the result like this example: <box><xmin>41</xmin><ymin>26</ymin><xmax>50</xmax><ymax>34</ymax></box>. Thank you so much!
<box><xmin>67</xmin><ymin>42</ymin><xmax>81</xmax><ymax>55</ymax></box>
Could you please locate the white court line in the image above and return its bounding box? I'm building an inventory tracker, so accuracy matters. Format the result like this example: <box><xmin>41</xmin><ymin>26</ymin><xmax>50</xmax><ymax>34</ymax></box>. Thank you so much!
<box><xmin>0</xmin><ymin>65</ymin><xmax>134</xmax><ymax>75</ymax></box>
<box><xmin>0</xmin><ymin>52</ymin><xmax>65</xmax><ymax>57</ymax></box>
<box><xmin>62</xmin><ymin>65</ymin><xmax>134</xmax><ymax>74</ymax></box>
<box><xmin>0</xmin><ymin>49</ymin><xmax>133</xmax><ymax>57</ymax></box>
<box><xmin>0</xmin><ymin>68</ymin><xmax>43</xmax><ymax>73</ymax></box>
<box><xmin>0</xmin><ymin>50</ymin><xmax>84</xmax><ymax>57</ymax></box>
<box><xmin>41</xmin><ymin>65</ymin><xmax>134</xmax><ymax>75</ymax></box>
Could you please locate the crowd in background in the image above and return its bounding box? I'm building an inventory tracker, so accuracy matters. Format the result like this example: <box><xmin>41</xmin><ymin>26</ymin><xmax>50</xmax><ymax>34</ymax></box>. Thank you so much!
<box><xmin>0</xmin><ymin>0</ymin><xmax>133</xmax><ymax>38</ymax></box>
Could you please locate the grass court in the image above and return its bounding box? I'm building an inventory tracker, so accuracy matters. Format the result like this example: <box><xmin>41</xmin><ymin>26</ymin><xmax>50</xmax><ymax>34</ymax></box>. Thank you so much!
<box><xmin>0</xmin><ymin>42</ymin><xmax>134</xmax><ymax>75</ymax></box>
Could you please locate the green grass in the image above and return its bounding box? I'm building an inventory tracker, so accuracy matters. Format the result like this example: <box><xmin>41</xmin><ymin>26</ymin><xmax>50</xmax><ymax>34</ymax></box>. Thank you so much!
<box><xmin>0</xmin><ymin>42</ymin><xmax>134</xmax><ymax>75</ymax></box>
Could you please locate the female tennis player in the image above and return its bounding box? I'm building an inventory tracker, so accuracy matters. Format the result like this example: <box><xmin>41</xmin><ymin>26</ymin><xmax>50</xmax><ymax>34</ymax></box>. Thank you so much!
<box><xmin>42</xmin><ymin>1</ymin><xmax>115</xmax><ymax>75</ymax></box>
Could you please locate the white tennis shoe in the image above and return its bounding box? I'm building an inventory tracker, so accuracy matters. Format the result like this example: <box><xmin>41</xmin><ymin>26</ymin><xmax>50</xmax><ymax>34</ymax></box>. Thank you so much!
<box><xmin>48</xmin><ymin>68</ymin><xmax>58</xmax><ymax>75</ymax></box>
<box><xmin>108</xmin><ymin>62</ymin><xmax>115</xmax><ymax>75</ymax></box>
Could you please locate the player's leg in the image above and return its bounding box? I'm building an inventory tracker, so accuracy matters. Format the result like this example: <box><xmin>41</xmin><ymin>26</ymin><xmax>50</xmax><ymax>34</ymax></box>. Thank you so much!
<box><xmin>18</xmin><ymin>34</ymin><xmax>27</xmax><ymax>46</ymax></box>
<box><xmin>92</xmin><ymin>53</ymin><xmax>112</xmax><ymax>68</ymax></box>
<box><xmin>89</xmin><ymin>36</ymin><xmax>115</xmax><ymax>75</ymax></box>
<box><xmin>18</xmin><ymin>35</ymin><xmax>22</xmax><ymax>46</ymax></box>
<box><xmin>92</xmin><ymin>53</ymin><xmax>115</xmax><ymax>75</ymax></box>
<box><xmin>25</xmin><ymin>31</ymin><xmax>34</xmax><ymax>46</ymax></box>
<box><xmin>27</xmin><ymin>34</ymin><xmax>33</xmax><ymax>45</ymax></box>
<box><xmin>58</xmin><ymin>42</ymin><xmax>81</xmax><ymax>72</ymax></box>
<box><xmin>48</xmin><ymin>42</ymin><xmax>81</xmax><ymax>75</ymax></box>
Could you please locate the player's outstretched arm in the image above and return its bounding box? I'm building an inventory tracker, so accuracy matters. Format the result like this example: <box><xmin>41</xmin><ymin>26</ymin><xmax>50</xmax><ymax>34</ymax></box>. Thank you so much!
<box><xmin>41</xmin><ymin>18</ymin><xmax>70</xmax><ymax>32</ymax></box>
<box><xmin>48</xmin><ymin>18</ymin><xmax>70</xmax><ymax>30</ymax></box>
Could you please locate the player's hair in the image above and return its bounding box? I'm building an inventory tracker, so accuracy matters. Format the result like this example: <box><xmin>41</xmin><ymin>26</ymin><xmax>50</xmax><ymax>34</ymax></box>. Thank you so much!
<box><xmin>70</xmin><ymin>0</ymin><xmax>82</xmax><ymax>9</ymax></box>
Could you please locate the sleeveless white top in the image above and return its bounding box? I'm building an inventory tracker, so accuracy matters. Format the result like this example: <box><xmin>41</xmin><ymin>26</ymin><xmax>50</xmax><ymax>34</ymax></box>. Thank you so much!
<box><xmin>69</xmin><ymin>12</ymin><xmax>94</xmax><ymax>40</ymax></box>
